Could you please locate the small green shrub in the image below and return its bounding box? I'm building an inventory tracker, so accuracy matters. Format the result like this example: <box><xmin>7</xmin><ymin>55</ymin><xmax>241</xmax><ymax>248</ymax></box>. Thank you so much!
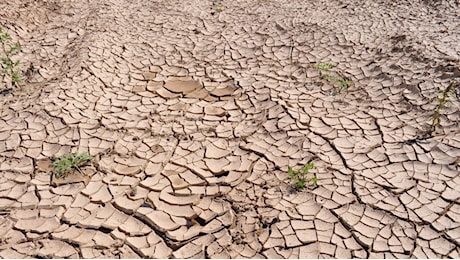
<box><xmin>314</xmin><ymin>63</ymin><xmax>334</xmax><ymax>71</ymax></box>
<box><xmin>315</xmin><ymin>62</ymin><xmax>352</xmax><ymax>93</ymax></box>
<box><xmin>213</xmin><ymin>2</ymin><xmax>224</xmax><ymax>12</ymax></box>
<box><xmin>0</xmin><ymin>28</ymin><xmax>21</xmax><ymax>88</ymax></box>
<box><xmin>52</xmin><ymin>152</ymin><xmax>93</xmax><ymax>179</ymax></box>
<box><xmin>320</xmin><ymin>74</ymin><xmax>352</xmax><ymax>92</ymax></box>
<box><xmin>288</xmin><ymin>162</ymin><xmax>317</xmax><ymax>190</ymax></box>
<box><xmin>429</xmin><ymin>81</ymin><xmax>456</xmax><ymax>133</ymax></box>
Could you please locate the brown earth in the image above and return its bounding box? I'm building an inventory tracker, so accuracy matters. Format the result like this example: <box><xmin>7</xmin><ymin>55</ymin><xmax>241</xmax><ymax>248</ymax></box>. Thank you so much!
<box><xmin>0</xmin><ymin>0</ymin><xmax>459</xmax><ymax>258</ymax></box>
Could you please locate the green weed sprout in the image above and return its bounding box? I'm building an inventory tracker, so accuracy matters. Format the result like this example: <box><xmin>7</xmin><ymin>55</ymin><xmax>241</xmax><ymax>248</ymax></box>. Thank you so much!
<box><xmin>213</xmin><ymin>2</ymin><xmax>224</xmax><ymax>12</ymax></box>
<box><xmin>314</xmin><ymin>63</ymin><xmax>334</xmax><ymax>71</ymax></box>
<box><xmin>52</xmin><ymin>152</ymin><xmax>93</xmax><ymax>179</ymax></box>
<box><xmin>315</xmin><ymin>63</ymin><xmax>352</xmax><ymax>93</ymax></box>
<box><xmin>429</xmin><ymin>81</ymin><xmax>456</xmax><ymax>133</ymax></box>
<box><xmin>288</xmin><ymin>162</ymin><xmax>317</xmax><ymax>190</ymax></box>
<box><xmin>0</xmin><ymin>28</ymin><xmax>21</xmax><ymax>88</ymax></box>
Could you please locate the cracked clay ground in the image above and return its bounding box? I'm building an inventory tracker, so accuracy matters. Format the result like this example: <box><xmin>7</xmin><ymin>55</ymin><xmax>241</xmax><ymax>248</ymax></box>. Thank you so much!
<box><xmin>0</xmin><ymin>0</ymin><xmax>460</xmax><ymax>258</ymax></box>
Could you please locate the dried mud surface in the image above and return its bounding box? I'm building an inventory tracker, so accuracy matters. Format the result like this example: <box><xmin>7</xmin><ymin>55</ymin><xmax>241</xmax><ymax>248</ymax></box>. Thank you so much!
<box><xmin>0</xmin><ymin>0</ymin><xmax>460</xmax><ymax>258</ymax></box>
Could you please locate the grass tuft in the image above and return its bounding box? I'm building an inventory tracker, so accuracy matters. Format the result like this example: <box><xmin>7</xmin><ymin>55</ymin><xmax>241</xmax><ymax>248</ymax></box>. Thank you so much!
<box><xmin>0</xmin><ymin>27</ymin><xmax>21</xmax><ymax>89</ymax></box>
<box><xmin>315</xmin><ymin>62</ymin><xmax>352</xmax><ymax>93</ymax></box>
<box><xmin>52</xmin><ymin>152</ymin><xmax>93</xmax><ymax>179</ymax></box>
<box><xmin>288</xmin><ymin>162</ymin><xmax>317</xmax><ymax>190</ymax></box>
<box><xmin>429</xmin><ymin>81</ymin><xmax>456</xmax><ymax>133</ymax></box>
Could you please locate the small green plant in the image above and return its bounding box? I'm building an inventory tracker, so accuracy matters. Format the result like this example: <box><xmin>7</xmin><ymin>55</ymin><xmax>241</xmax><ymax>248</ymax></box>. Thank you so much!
<box><xmin>429</xmin><ymin>81</ymin><xmax>456</xmax><ymax>133</ymax></box>
<box><xmin>52</xmin><ymin>152</ymin><xmax>93</xmax><ymax>178</ymax></box>
<box><xmin>315</xmin><ymin>63</ymin><xmax>352</xmax><ymax>93</ymax></box>
<box><xmin>314</xmin><ymin>63</ymin><xmax>334</xmax><ymax>71</ymax></box>
<box><xmin>0</xmin><ymin>28</ymin><xmax>21</xmax><ymax>88</ymax></box>
<box><xmin>288</xmin><ymin>162</ymin><xmax>317</xmax><ymax>190</ymax></box>
<box><xmin>320</xmin><ymin>74</ymin><xmax>352</xmax><ymax>92</ymax></box>
<box><xmin>213</xmin><ymin>2</ymin><xmax>224</xmax><ymax>12</ymax></box>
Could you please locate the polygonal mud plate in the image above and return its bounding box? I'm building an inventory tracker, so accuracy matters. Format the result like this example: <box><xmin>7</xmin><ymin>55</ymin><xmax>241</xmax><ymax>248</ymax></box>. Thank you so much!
<box><xmin>50</xmin><ymin>166</ymin><xmax>96</xmax><ymax>187</ymax></box>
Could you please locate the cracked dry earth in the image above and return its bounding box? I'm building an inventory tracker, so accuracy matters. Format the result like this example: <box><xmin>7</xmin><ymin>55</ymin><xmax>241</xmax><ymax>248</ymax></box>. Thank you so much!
<box><xmin>1</xmin><ymin>0</ymin><xmax>460</xmax><ymax>258</ymax></box>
